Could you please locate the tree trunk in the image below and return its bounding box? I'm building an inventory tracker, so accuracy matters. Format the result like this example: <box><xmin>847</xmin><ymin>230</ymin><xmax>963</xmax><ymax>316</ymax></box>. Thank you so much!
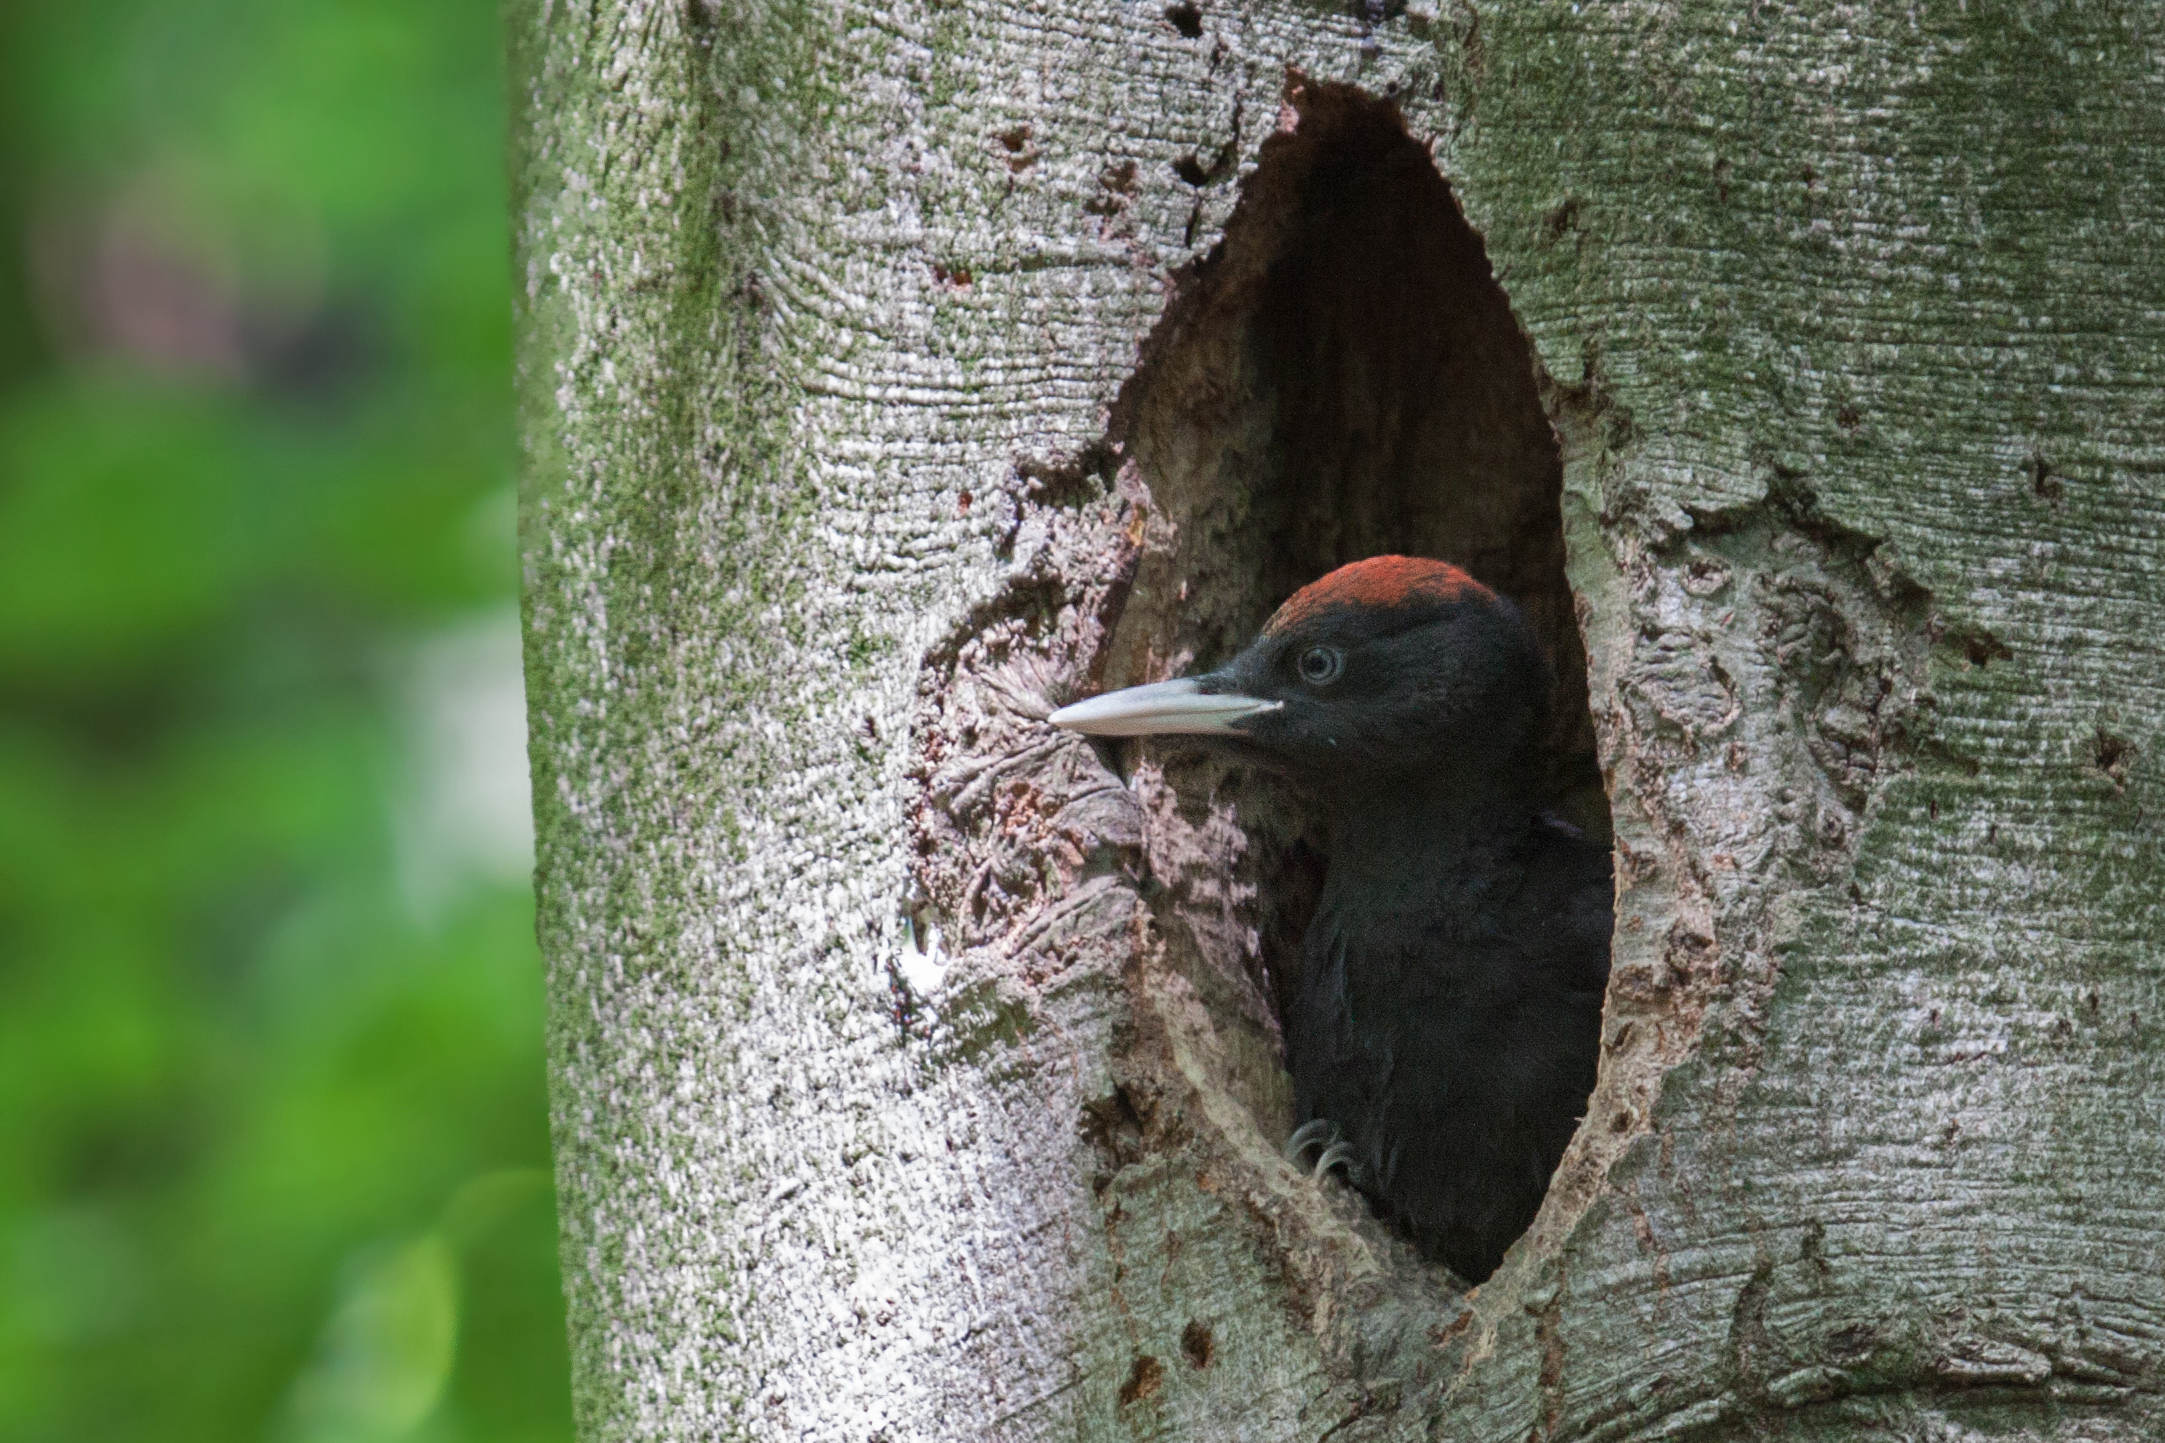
<box><xmin>513</xmin><ymin>2</ymin><xmax>2165</xmax><ymax>1439</ymax></box>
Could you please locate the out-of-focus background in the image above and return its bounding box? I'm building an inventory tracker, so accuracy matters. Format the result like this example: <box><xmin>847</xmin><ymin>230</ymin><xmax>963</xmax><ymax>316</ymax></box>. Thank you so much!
<box><xmin>0</xmin><ymin>4</ymin><xmax>571</xmax><ymax>1441</ymax></box>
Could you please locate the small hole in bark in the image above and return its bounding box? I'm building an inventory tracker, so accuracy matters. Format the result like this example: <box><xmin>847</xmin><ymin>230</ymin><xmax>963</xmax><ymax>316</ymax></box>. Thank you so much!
<box><xmin>1101</xmin><ymin>81</ymin><xmax>1609</xmax><ymax>1281</ymax></box>
<box><xmin>1951</xmin><ymin>627</ymin><xmax>2013</xmax><ymax>668</ymax></box>
<box><xmin>1541</xmin><ymin>196</ymin><xmax>1580</xmax><ymax>243</ymax></box>
<box><xmin>1180</xmin><ymin>1318</ymin><xmax>1215</xmax><ymax>1368</ymax></box>
<box><xmin>1118</xmin><ymin>1353</ymin><xmax>1166</xmax><ymax>1406</ymax></box>
<box><xmin>2028</xmin><ymin>451</ymin><xmax>2066</xmax><ymax>506</ymax></box>
<box><xmin>1164</xmin><ymin>2</ymin><xmax>1204</xmax><ymax>38</ymax></box>
<box><xmin>2093</xmin><ymin>727</ymin><xmax>2136</xmax><ymax>789</ymax></box>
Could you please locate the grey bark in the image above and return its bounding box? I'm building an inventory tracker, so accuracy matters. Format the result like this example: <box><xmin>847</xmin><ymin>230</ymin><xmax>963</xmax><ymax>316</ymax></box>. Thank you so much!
<box><xmin>513</xmin><ymin>2</ymin><xmax>2165</xmax><ymax>1439</ymax></box>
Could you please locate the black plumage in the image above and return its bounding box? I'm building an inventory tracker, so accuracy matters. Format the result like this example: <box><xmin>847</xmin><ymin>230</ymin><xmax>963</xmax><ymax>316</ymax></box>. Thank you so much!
<box><xmin>1051</xmin><ymin>556</ymin><xmax>1611</xmax><ymax>1282</ymax></box>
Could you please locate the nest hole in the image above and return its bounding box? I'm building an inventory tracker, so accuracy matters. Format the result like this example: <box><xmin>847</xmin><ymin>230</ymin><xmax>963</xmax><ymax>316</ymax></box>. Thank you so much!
<box><xmin>1100</xmin><ymin>82</ymin><xmax>1609</xmax><ymax>1199</ymax></box>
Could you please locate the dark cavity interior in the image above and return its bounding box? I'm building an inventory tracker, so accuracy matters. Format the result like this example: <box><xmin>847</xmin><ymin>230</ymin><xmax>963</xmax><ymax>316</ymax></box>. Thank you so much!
<box><xmin>1100</xmin><ymin>82</ymin><xmax>1609</xmax><ymax>1109</ymax></box>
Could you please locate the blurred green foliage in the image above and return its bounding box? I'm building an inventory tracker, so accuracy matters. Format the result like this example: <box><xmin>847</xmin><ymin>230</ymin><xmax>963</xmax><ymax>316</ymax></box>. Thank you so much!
<box><xmin>0</xmin><ymin>3</ymin><xmax>572</xmax><ymax>1442</ymax></box>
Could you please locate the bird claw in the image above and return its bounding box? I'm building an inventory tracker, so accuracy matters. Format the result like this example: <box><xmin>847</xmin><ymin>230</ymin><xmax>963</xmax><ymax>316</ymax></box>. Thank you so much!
<box><xmin>1284</xmin><ymin>1119</ymin><xmax>1335</xmax><ymax>1167</ymax></box>
<box><xmin>1287</xmin><ymin>1120</ymin><xmax>1359</xmax><ymax>1183</ymax></box>
<box><xmin>1312</xmin><ymin>1139</ymin><xmax>1356</xmax><ymax>1180</ymax></box>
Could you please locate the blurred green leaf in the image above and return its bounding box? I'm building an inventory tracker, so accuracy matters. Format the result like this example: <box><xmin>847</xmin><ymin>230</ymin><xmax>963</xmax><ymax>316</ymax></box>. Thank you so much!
<box><xmin>280</xmin><ymin>1232</ymin><xmax>459</xmax><ymax>1443</ymax></box>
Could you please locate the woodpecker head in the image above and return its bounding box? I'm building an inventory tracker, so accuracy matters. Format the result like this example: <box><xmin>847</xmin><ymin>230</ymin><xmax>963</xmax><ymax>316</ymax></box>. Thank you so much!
<box><xmin>1052</xmin><ymin>557</ymin><xmax>1551</xmax><ymax>797</ymax></box>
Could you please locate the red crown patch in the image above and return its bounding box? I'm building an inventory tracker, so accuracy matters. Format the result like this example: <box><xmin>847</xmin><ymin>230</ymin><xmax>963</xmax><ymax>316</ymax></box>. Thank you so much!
<box><xmin>1263</xmin><ymin>555</ymin><xmax>1492</xmax><ymax>636</ymax></box>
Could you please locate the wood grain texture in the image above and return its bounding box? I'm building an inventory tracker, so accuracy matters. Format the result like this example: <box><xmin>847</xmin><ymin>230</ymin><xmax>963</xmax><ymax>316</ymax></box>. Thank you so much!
<box><xmin>512</xmin><ymin>0</ymin><xmax>2165</xmax><ymax>1438</ymax></box>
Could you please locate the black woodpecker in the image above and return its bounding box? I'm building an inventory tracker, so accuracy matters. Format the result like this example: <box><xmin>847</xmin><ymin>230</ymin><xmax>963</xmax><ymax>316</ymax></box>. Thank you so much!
<box><xmin>1051</xmin><ymin>556</ymin><xmax>1612</xmax><ymax>1282</ymax></box>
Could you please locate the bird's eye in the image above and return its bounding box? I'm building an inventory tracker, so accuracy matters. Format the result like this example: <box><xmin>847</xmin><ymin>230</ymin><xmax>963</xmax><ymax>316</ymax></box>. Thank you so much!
<box><xmin>1297</xmin><ymin>646</ymin><xmax>1344</xmax><ymax>686</ymax></box>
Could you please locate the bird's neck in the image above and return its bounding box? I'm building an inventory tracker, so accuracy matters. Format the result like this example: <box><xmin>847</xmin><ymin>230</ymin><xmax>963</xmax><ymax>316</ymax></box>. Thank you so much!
<box><xmin>1319</xmin><ymin>773</ymin><xmax>1536</xmax><ymax>891</ymax></box>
